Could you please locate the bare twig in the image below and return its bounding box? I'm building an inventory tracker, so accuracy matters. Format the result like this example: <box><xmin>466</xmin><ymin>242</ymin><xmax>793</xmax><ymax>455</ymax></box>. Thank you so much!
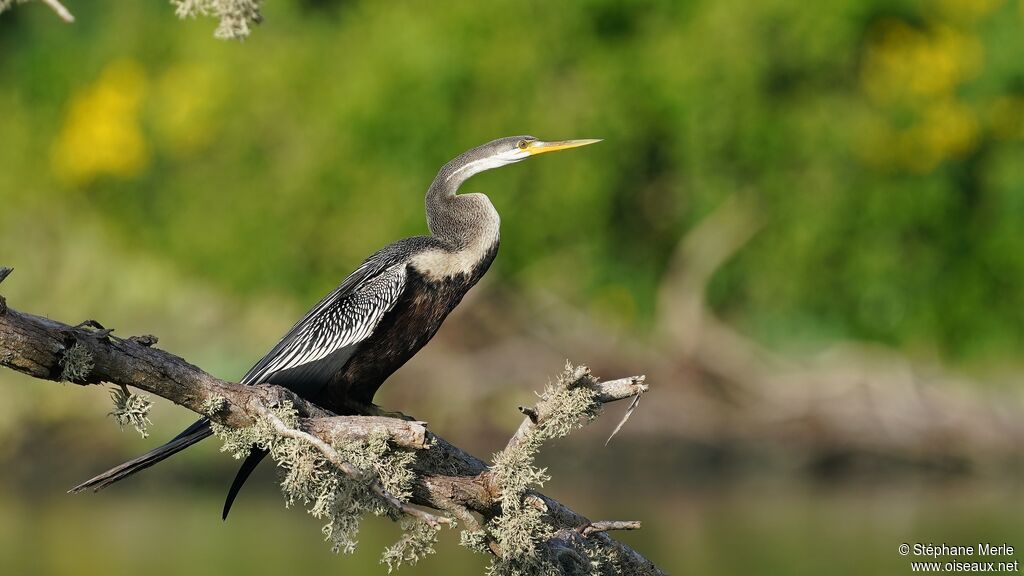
<box><xmin>40</xmin><ymin>0</ymin><xmax>74</xmax><ymax>22</ymax></box>
<box><xmin>506</xmin><ymin>370</ymin><xmax>648</xmax><ymax>454</ymax></box>
<box><xmin>517</xmin><ymin>405</ymin><xmax>539</xmax><ymax>423</ymax></box>
<box><xmin>581</xmin><ymin>520</ymin><xmax>643</xmax><ymax>536</ymax></box>
<box><xmin>593</xmin><ymin>375</ymin><xmax>649</xmax><ymax>403</ymax></box>
<box><xmin>606</xmin><ymin>386</ymin><xmax>644</xmax><ymax>445</ymax></box>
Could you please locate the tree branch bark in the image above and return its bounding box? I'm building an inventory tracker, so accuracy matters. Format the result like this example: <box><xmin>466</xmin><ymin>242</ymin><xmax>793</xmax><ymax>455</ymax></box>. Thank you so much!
<box><xmin>0</xmin><ymin>267</ymin><xmax>664</xmax><ymax>576</ymax></box>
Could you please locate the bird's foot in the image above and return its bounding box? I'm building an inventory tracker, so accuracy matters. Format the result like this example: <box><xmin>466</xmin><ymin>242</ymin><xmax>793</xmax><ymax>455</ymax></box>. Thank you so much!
<box><xmin>363</xmin><ymin>404</ymin><xmax>416</xmax><ymax>421</ymax></box>
<box><xmin>339</xmin><ymin>398</ymin><xmax>417</xmax><ymax>421</ymax></box>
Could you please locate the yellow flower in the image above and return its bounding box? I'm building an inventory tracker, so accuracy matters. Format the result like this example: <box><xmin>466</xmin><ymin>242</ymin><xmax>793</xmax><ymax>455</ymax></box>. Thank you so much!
<box><xmin>861</xmin><ymin>21</ymin><xmax>982</xmax><ymax>104</ymax></box>
<box><xmin>51</xmin><ymin>60</ymin><xmax>149</xmax><ymax>186</ymax></box>
<box><xmin>856</xmin><ymin>99</ymin><xmax>979</xmax><ymax>173</ymax></box>
<box><xmin>906</xmin><ymin>98</ymin><xmax>980</xmax><ymax>172</ymax></box>
<box><xmin>151</xmin><ymin>63</ymin><xmax>222</xmax><ymax>156</ymax></box>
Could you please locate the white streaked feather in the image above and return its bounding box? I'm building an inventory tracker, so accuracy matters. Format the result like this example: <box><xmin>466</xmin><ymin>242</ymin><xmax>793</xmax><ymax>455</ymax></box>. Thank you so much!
<box><xmin>241</xmin><ymin>263</ymin><xmax>408</xmax><ymax>385</ymax></box>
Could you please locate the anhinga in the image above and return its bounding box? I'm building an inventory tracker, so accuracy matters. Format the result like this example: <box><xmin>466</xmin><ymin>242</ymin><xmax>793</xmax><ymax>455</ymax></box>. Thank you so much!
<box><xmin>71</xmin><ymin>135</ymin><xmax>600</xmax><ymax>518</ymax></box>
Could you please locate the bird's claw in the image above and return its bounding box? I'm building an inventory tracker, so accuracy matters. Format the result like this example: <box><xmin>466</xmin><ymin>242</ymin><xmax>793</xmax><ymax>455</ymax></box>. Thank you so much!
<box><xmin>364</xmin><ymin>404</ymin><xmax>416</xmax><ymax>421</ymax></box>
<box><xmin>74</xmin><ymin>320</ymin><xmax>115</xmax><ymax>339</ymax></box>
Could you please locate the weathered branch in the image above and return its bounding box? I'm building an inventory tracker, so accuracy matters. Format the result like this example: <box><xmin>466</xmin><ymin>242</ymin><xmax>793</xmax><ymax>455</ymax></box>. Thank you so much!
<box><xmin>0</xmin><ymin>268</ymin><xmax>664</xmax><ymax>575</ymax></box>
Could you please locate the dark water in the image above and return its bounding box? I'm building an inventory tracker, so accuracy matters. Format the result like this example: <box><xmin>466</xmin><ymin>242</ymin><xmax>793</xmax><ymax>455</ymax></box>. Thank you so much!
<box><xmin>2</xmin><ymin>478</ymin><xmax>1021</xmax><ymax>575</ymax></box>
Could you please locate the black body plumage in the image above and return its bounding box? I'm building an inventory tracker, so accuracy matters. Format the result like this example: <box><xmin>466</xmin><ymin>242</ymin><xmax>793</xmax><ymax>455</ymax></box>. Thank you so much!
<box><xmin>259</xmin><ymin>236</ymin><xmax>499</xmax><ymax>410</ymax></box>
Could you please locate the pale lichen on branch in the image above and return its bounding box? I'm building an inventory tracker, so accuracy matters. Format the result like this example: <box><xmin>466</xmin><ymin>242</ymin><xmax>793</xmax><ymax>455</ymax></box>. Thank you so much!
<box><xmin>381</xmin><ymin>519</ymin><xmax>441</xmax><ymax>573</ymax></box>
<box><xmin>481</xmin><ymin>363</ymin><xmax>645</xmax><ymax>576</ymax></box>
<box><xmin>201</xmin><ymin>393</ymin><xmax>228</xmax><ymax>417</ymax></box>
<box><xmin>172</xmin><ymin>0</ymin><xmax>263</xmax><ymax>40</ymax></box>
<box><xmin>1</xmin><ymin>0</ymin><xmax>265</xmax><ymax>39</ymax></box>
<box><xmin>210</xmin><ymin>399</ymin><xmax>444</xmax><ymax>566</ymax></box>
<box><xmin>109</xmin><ymin>385</ymin><xmax>153</xmax><ymax>438</ymax></box>
<box><xmin>0</xmin><ymin>0</ymin><xmax>266</xmax><ymax>38</ymax></box>
<box><xmin>59</xmin><ymin>342</ymin><xmax>93</xmax><ymax>382</ymax></box>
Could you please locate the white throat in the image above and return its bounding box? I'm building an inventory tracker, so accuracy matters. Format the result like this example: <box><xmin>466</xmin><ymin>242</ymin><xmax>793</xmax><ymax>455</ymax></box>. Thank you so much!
<box><xmin>444</xmin><ymin>149</ymin><xmax>528</xmax><ymax>185</ymax></box>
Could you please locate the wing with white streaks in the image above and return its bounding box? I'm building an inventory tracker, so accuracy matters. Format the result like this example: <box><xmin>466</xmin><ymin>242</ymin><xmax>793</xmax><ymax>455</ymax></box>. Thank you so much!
<box><xmin>240</xmin><ymin>259</ymin><xmax>408</xmax><ymax>387</ymax></box>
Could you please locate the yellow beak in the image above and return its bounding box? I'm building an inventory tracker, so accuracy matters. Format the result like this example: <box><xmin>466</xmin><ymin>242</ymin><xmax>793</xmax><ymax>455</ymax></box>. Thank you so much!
<box><xmin>525</xmin><ymin>138</ymin><xmax>602</xmax><ymax>156</ymax></box>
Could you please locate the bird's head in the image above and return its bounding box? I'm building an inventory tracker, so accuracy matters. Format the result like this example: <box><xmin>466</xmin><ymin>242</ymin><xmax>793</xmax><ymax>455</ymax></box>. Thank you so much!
<box><xmin>442</xmin><ymin>135</ymin><xmax>601</xmax><ymax>186</ymax></box>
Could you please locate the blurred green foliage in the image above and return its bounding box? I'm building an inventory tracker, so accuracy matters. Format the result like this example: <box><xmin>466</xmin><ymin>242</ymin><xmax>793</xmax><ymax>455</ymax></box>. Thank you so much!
<box><xmin>1</xmin><ymin>0</ymin><xmax>1023</xmax><ymax>364</ymax></box>
<box><xmin>1</xmin><ymin>4</ymin><xmax>1023</xmax><ymax>574</ymax></box>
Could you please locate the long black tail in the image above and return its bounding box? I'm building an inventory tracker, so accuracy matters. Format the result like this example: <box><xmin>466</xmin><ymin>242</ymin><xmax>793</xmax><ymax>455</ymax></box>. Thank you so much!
<box><xmin>68</xmin><ymin>417</ymin><xmax>213</xmax><ymax>493</ymax></box>
<box><xmin>222</xmin><ymin>448</ymin><xmax>269</xmax><ymax>520</ymax></box>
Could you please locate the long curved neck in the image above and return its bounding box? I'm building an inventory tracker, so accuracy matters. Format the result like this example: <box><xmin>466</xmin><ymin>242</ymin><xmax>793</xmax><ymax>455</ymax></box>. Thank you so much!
<box><xmin>425</xmin><ymin>159</ymin><xmax>500</xmax><ymax>251</ymax></box>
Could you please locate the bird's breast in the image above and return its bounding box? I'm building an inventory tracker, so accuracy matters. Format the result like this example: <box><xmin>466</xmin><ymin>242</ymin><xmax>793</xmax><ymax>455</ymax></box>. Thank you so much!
<box><xmin>320</xmin><ymin>249</ymin><xmax>497</xmax><ymax>407</ymax></box>
<box><xmin>409</xmin><ymin>236</ymin><xmax>499</xmax><ymax>281</ymax></box>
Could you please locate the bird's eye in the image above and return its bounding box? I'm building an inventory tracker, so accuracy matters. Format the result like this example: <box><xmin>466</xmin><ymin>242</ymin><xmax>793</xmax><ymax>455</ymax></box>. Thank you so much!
<box><xmin>517</xmin><ymin>140</ymin><xmax>529</xmax><ymax>150</ymax></box>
